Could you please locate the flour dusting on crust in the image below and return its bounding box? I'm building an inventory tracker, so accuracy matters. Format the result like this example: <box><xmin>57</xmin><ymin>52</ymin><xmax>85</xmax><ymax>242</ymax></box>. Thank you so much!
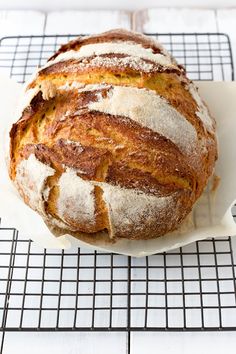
<box><xmin>15</xmin><ymin>154</ymin><xmax>55</xmax><ymax>215</ymax></box>
<box><xmin>16</xmin><ymin>87</ymin><xmax>39</xmax><ymax>118</ymax></box>
<box><xmin>42</xmin><ymin>41</ymin><xmax>176</xmax><ymax>70</ymax></box>
<box><xmin>77</xmin><ymin>55</ymin><xmax>156</xmax><ymax>72</ymax></box>
<box><xmin>100</xmin><ymin>182</ymin><xmax>174</xmax><ymax>238</ymax></box>
<box><xmin>61</xmin><ymin>139</ymin><xmax>84</xmax><ymax>151</ymax></box>
<box><xmin>188</xmin><ymin>83</ymin><xmax>214</xmax><ymax>132</ymax></box>
<box><xmin>57</xmin><ymin>168</ymin><xmax>96</xmax><ymax>227</ymax></box>
<box><xmin>55</xmin><ymin>167</ymin><xmax>176</xmax><ymax>239</ymax></box>
<box><xmin>59</xmin><ymin>81</ymin><xmax>85</xmax><ymax>91</ymax></box>
<box><xmin>88</xmin><ymin>85</ymin><xmax>197</xmax><ymax>154</ymax></box>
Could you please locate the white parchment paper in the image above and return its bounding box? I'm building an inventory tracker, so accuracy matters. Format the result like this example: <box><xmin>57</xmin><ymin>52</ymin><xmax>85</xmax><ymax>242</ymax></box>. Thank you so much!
<box><xmin>0</xmin><ymin>75</ymin><xmax>236</xmax><ymax>256</ymax></box>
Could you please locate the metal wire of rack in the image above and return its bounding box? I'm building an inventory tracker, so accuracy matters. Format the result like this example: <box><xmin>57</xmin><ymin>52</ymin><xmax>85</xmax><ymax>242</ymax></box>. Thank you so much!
<box><xmin>0</xmin><ymin>33</ymin><xmax>235</xmax><ymax>354</ymax></box>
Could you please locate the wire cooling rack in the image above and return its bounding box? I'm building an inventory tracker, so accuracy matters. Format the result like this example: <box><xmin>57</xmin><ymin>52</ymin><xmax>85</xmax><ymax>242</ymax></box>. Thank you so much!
<box><xmin>0</xmin><ymin>33</ymin><xmax>235</xmax><ymax>353</ymax></box>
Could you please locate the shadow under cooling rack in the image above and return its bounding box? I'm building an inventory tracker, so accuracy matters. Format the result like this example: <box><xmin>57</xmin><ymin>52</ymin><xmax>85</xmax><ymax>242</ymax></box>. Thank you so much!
<box><xmin>0</xmin><ymin>33</ymin><xmax>236</xmax><ymax>351</ymax></box>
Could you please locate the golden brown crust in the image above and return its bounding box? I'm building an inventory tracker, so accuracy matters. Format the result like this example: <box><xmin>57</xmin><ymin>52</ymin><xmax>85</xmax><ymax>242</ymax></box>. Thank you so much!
<box><xmin>9</xmin><ymin>29</ymin><xmax>218</xmax><ymax>242</ymax></box>
<box><xmin>10</xmin><ymin>91</ymin><xmax>197</xmax><ymax>189</ymax></box>
<box><xmin>29</xmin><ymin>68</ymin><xmax>213</xmax><ymax>142</ymax></box>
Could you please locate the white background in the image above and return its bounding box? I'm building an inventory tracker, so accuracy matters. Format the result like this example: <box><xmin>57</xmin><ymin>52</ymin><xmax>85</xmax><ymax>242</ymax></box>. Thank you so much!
<box><xmin>0</xmin><ymin>0</ymin><xmax>236</xmax><ymax>11</ymax></box>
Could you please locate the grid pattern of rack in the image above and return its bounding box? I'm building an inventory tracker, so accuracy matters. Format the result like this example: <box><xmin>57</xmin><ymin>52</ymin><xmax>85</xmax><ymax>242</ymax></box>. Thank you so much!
<box><xmin>0</xmin><ymin>33</ymin><xmax>234</xmax><ymax>83</ymax></box>
<box><xmin>0</xmin><ymin>33</ymin><xmax>235</xmax><ymax>353</ymax></box>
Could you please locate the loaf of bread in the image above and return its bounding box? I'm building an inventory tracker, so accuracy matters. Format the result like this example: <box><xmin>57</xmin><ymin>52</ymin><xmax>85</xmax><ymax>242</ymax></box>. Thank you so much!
<box><xmin>9</xmin><ymin>29</ymin><xmax>217</xmax><ymax>243</ymax></box>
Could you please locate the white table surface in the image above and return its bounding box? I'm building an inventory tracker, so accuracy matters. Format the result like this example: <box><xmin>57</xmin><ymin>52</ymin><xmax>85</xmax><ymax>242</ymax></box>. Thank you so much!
<box><xmin>0</xmin><ymin>7</ymin><xmax>236</xmax><ymax>354</ymax></box>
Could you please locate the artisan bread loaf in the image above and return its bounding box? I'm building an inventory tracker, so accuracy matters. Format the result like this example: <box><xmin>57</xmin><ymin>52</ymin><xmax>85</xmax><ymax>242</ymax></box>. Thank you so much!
<box><xmin>9</xmin><ymin>29</ymin><xmax>217</xmax><ymax>242</ymax></box>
